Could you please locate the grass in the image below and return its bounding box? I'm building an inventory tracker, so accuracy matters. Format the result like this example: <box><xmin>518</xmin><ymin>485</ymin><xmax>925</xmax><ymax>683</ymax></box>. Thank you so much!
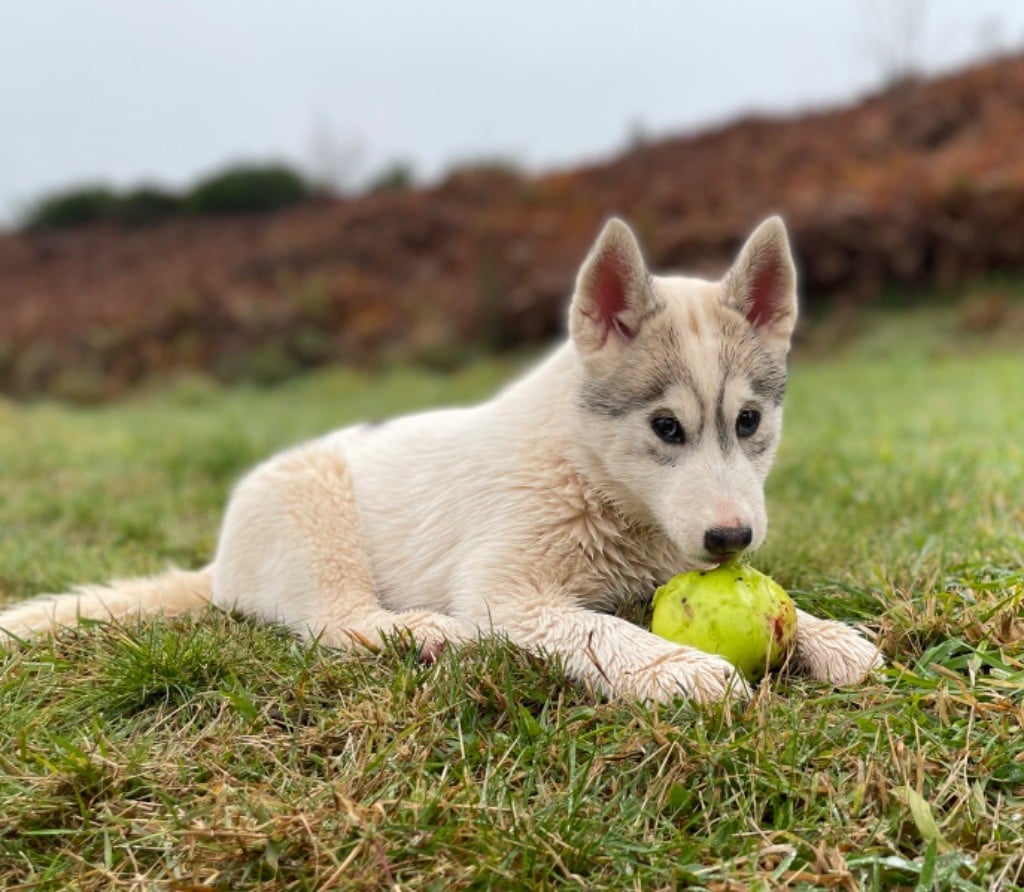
<box><xmin>1</xmin><ymin>310</ymin><xmax>1023</xmax><ymax>889</ymax></box>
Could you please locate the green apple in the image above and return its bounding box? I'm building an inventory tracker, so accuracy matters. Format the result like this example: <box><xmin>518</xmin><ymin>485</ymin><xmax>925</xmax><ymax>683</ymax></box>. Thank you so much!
<box><xmin>650</xmin><ymin>562</ymin><xmax>797</xmax><ymax>682</ymax></box>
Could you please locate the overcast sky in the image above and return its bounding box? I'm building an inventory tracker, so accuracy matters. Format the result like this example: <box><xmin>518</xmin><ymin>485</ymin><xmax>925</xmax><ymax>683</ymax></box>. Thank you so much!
<box><xmin>2</xmin><ymin>0</ymin><xmax>1024</xmax><ymax>224</ymax></box>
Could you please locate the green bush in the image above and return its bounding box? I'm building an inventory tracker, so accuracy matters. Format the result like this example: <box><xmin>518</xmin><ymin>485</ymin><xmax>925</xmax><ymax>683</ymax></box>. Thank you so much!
<box><xmin>23</xmin><ymin>183</ymin><xmax>182</xmax><ymax>231</ymax></box>
<box><xmin>111</xmin><ymin>186</ymin><xmax>184</xmax><ymax>226</ymax></box>
<box><xmin>185</xmin><ymin>163</ymin><xmax>312</xmax><ymax>215</ymax></box>
<box><xmin>21</xmin><ymin>163</ymin><xmax>315</xmax><ymax>232</ymax></box>
<box><xmin>23</xmin><ymin>185</ymin><xmax>118</xmax><ymax>231</ymax></box>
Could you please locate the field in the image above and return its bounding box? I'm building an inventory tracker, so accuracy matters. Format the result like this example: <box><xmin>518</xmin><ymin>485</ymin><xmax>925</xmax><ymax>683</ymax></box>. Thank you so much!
<box><xmin>1</xmin><ymin>307</ymin><xmax>1023</xmax><ymax>890</ymax></box>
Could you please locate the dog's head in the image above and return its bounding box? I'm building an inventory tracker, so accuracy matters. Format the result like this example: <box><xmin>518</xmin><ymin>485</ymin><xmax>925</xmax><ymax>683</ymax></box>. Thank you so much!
<box><xmin>569</xmin><ymin>216</ymin><xmax>797</xmax><ymax>570</ymax></box>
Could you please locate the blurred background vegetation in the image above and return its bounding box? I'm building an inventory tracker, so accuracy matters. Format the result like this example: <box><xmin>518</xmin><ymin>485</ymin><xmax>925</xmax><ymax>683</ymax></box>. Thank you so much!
<box><xmin>2</xmin><ymin>4</ymin><xmax>1024</xmax><ymax>402</ymax></box>
<box><xmin>22</xmin><ymin>164</ymin><xmax>315</xmax><ymax>231</ymax></box>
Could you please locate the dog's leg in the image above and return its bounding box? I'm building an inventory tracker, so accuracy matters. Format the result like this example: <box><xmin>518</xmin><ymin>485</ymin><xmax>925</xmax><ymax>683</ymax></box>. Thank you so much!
<box><xmin>791</xmin><ymin>608</ymin><xmax>883</xmax><ymax>686</ymax></box>
<box><xmin>458</xmin><ymin>589</ymin><xmax>749</xmax><ymax>704</ymax></box>
<box><xmin>213</xmin><ymin>444</ymin><xmax>471</xmax><ymax>657</ymax></box>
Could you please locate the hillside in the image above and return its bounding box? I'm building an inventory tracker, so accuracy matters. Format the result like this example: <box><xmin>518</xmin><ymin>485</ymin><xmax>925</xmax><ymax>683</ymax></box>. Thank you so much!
<box><xmin>3</xmin><ymin>55</ymin><xmax>1024</xmax><ymax>398</ymax></box>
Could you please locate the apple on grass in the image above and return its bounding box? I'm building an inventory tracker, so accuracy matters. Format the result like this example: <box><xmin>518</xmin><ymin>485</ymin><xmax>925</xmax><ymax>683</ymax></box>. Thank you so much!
<box><xmin>650</xmin><ymin>562</ymin><xmax>797</xmax><ymax>682</ymax></box>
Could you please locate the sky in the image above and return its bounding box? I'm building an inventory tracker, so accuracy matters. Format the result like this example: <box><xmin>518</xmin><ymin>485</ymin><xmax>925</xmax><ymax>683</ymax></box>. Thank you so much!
<box><xmin>2</xmin><ymin>0</ymin><xmax>1024</xmax><ymax>224</ymax></box>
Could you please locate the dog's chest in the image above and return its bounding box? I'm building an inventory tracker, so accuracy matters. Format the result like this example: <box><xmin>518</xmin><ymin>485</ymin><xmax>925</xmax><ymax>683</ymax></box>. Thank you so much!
<box><xmin>572</xmin><ymin>520</ymin><xmax>681</xmax><ymax>610</ymax></box>
<box><xmin>537</xmin><ymin>467</ymin><xmax>682</xmax><ymax>610</ymax></box>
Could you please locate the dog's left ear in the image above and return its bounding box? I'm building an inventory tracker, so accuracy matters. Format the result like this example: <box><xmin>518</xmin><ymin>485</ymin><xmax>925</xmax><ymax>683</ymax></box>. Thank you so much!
<box><xmin>570</xmin><ymin>218</ymin><xmax>657</xmax><ymax>355</ymax></box>
<box><xmin>723</xmin><ymin>216</ymin><xmax>798</xmax><ymax>358</ymax></box>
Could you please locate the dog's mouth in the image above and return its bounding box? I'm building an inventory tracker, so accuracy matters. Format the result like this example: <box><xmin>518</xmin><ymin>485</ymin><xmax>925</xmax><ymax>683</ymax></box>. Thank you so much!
<box><xmin>711</xmin><ymin>554</ymin><xmax>740</xmax><ymax>567</ymax></box>
<box><xmin>691</xmin><ymin>552</ymin><xmax>747</xmax><ymax>571</ymax></box>
<box><xmin>685</xmin><ymin>555</ymin><xmax>731</xmax><ymax>572</ymax></box>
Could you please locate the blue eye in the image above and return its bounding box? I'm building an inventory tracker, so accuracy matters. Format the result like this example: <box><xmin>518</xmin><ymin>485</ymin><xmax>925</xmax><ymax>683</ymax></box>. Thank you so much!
<box><xmin>651</xmin><ymin>416</ymin><xmax>685</xmax><ymax>445</ymax></box>
<box><xmin>736</xmin><ymin>409</ymin><xmax>761</xmax><ymax>438</ymax></box>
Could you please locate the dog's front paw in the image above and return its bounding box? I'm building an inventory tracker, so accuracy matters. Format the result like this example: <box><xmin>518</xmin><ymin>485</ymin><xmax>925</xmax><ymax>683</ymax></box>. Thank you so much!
<box><xmin>399</xmin><ymin>612</ymin><xmax>475</xmax><ymax>662</ymax></box>
<box><xmin>794</xmin><ymin>615</ymin><xmax>883</xmax><ymax>686</ymax></box>
<box><xmin>328</xmin><ymin>610</ymin><xmax>473</xmax><ymax>663</ymax></box>
<box><xmin>626</xmin><ymin>648</ymin><xmax>752</xmax><ymax>705</ymax></box>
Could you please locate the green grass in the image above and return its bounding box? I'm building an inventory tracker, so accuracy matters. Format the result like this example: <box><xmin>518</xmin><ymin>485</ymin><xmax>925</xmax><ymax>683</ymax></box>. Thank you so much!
<box><xmin>1</xmin><ymin>316</ymin><xmax>1023</xmax><ymax>889</ymax></box>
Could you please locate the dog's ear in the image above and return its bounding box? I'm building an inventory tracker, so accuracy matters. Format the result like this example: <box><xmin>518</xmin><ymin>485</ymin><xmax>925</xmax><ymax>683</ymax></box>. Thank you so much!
<box><xmin>570</xmin><ymin>218</ymin><xmax>656</xmax><ymax>354</ymax></box>
<box><xmin>722</xmin><ymin>216</ymin><xmax>798</xmax><ymax>358</ymax></box>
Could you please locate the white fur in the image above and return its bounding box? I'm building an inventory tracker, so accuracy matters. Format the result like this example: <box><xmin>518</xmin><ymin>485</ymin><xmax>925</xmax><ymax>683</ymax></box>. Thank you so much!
<box><xmin>0</xmin><ymin>217</ymin><xmax>882</xmax><ymax>703</ymax></box>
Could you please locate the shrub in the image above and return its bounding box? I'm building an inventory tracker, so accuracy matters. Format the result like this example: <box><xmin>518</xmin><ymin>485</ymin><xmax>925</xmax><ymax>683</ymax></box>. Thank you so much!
<box><xmin>111</xmin><ymin>186</ymin><xmax>184</xmax><ymax>226</ymax></box>
<box><xmin>20</xmin><ymin>162</ymin><xmax>315</xmax><ymax>233</ymax></box>
<box><xmin>185</xmin><ymin>163</ymin><xmax>312</xmax><ymax>216</ymax></box>
<box><xmin>23</xmin><ymin>185</ymin><xmax>118</xmax><ymax>231</ymax></box>
<box><xmin>22</xmin><ymin>184</ymin><xmax>183</xmax><ymax>231</ymax></box>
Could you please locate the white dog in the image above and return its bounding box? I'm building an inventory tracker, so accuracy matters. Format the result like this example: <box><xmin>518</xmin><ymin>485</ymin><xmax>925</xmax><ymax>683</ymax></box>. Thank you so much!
<box><xmin>0</xmin><ymin>217</ymin><xmax>881</xmax><ymax>703</ymax></box>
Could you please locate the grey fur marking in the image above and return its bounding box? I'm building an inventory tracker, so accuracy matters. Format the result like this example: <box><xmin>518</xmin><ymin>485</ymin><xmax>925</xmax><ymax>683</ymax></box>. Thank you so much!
<box><xmin>744</xmin><ymin>437</ymin><xmax>772</xmax><ymax>458</ymax></box>
<box><xmin>719</xmin><ymin>323</ymin><xmax>788</xmax><ymax>407</ymax></box>
<box><xmin>578</xmin><ymin>359</ymin><xmax>704</xmax><ymax>422</ymax></box>
<box><xmin>645</xmin><ymin>445</ymin><xmax>676</xmax><ymax>467</ymax></box>
<box><xmin>576</xmin><ymin>317</ymin><xmax>688</xmax><ymax>420</ymax></box>
<box><xmin>577</xmin><ymin>378</ymin><xmax>657</xmax><ymax>418</ymax></box>
<box><xmin>714</xmin><ymin>384</ymin><xmax>734</xmax><ymax>453</ymax></box>
<box><xmin>702</xmin><ymin>318</ymin><xmax>788</xmax><ymax>451</ymax></box>
<box><xmin>751</xmin><ymin>368</ymin><xmax>787</xmax><ymax>406</ymax></box>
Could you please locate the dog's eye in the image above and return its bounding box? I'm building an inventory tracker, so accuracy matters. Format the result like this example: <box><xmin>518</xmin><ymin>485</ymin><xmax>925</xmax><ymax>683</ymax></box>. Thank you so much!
<box><xmin>736</xmin><ymin>408</ymin><xmax>761</xmax><ymax>438</ymax></box>
<box><xmin>651</xmin><ymin>416</ymin><xmax>685</xmax><ymax>445</ymax></box>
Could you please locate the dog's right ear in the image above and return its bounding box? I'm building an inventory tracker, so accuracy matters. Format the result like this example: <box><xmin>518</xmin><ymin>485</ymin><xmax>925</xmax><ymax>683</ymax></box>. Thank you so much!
<box><xmin>570</xmin><ymin>218</ymin><xmax>656</xmax><ymax>354</ymax></box>
<box><xmin>722</xmin><ymin>216</ymin><xmax>798</xmax><ymax>359</ymax></box>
